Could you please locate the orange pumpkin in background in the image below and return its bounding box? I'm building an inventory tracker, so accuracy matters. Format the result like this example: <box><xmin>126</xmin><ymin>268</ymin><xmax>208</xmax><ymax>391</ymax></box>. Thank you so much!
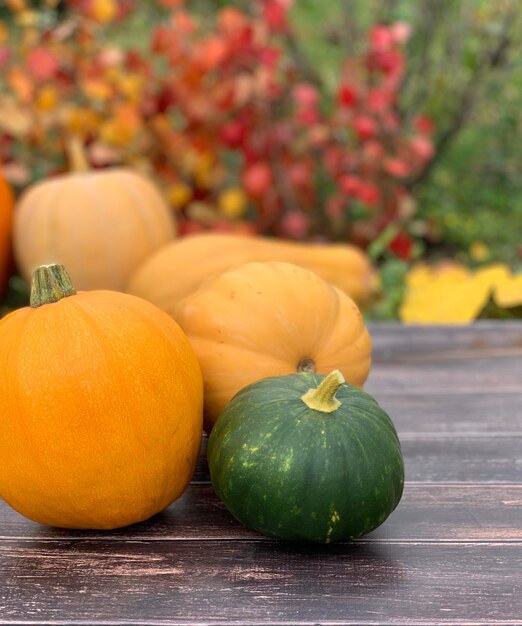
<box><xmin>176</xmin><ymin>261</ymin><xmax>372</xmax><ymax>431</ymax></box>
<box><xmin>0</xmin><ymin>173</ymin><xmax>14</xmax><ymax>297</ymax></box>
<box><xmin>0</xmin><ymin>263</ymin><xmax>203</xmax><ymax>529</ymax></box>
<box><xmin>13</xmin><ymin>139</ymin><xmax>176</xmax><ymax>292</ymax></box>
<box><xmin>127</xmin><ymin>232</ymin><xmax>378</xmax><ymax>320</ymax></box>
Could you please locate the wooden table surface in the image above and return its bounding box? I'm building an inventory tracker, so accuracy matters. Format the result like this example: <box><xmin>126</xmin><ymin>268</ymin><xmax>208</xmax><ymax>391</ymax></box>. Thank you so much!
<box><xmin>1</xmin><ymin>322</ymin><xmax>521</xmax><ymax>626</ymax></box>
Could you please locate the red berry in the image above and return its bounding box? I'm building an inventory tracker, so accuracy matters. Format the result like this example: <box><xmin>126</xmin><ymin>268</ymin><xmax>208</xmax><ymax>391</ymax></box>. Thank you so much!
<box><xmin>389</xmin><ymin>231</ymin><xmax>413</xmax><ymax>261</ymax></box>
<box><xmin>242</xmin><ymin>162</ymin><xmax>273</xmax><ymax>197</ymax></box>
<box><xmin>338</xmin><ymin>84</ymin><xmax>358</xmax><ymax>107</ymax></box>
<box><xmin>353</xmin><ymin>116</ymin><xmax>378</xmax><ymax>141</ymax></box>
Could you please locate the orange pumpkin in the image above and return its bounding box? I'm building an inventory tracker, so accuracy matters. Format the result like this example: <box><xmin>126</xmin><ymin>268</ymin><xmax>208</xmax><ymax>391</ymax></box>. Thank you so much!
<box><xmin>176</xmin><ymin>261</ymin><xmax>372</xmax><ymax>431</ymax></box>
<box><xmin>0</xmin><ymin>173</ymin><xmax>14</xmax><ymax>297</ymax></box>
<box><xmin>127</xmin><ymin>233</ymin><xmax>377</xmax><ymax>319</ymax></box>
<box><xmin>0</xmin><ymin>264</ymin><xmax>203</xmax><ymax>529</ymax></box>
<box><xmin>14</xmin><ymin>140</ymin><xmax>175</xmax><ymax>291</ymax></box>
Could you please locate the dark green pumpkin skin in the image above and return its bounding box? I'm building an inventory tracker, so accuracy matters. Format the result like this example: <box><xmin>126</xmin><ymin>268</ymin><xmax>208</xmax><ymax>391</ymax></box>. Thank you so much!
<box><xmin>207</xmin><ymin>372</ymin><xmax>404</xmax><ymax>543</ymax></box>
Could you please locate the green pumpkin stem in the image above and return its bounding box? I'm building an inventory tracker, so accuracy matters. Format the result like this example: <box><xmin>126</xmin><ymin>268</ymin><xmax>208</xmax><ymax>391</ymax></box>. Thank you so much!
<box><xmin>30</xmin><ymin>264</ymin><xmax>77</xmax><ymax>308</ymax></box>
<box><xmin>301</xmin><ymin>370</ymin><xmax>345</xmax><ymax>413</ymax></box>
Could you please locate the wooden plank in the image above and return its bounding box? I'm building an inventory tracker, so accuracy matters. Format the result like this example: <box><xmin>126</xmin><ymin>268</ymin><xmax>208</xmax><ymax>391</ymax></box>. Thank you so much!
<box><xmin>366</xmin><ymin>355</ymin><xmax>522</xmax><ymax>394</ymax></box>
<box><xmin>0</xmin><ymin>484</ymin><xmax>520</xmax><ymax>543</ymax></box>
<box><xmin>399</xmin><ymin>436</ymin><xmax>522</xmax><ymax>483</ymax></box>
<box><xmin>367</xmin><ymin>323</ymin><xmax>522</xmax><ymax>392</ymax></box>
<box><xmin>373</xmin><ymin>391</ymin><xmax>522</xmax><ymax>433</ymax></box>
<box><xmin>0</xmin><ymin>540</ymin><xmax>520</xmax><ymax>625</ymax></box>
<box><xmin>368</xmin><ymin>321</ymin><xmax>522</xmax><ymax>359</ymax></box>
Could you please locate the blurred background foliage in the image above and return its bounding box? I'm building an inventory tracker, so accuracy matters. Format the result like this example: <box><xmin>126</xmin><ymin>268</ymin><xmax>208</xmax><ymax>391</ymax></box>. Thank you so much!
<box><xmin>1</xmin><ymin>0</ymin><xmax>522</xmax><ymax>320</ymax></box>
<box><xmin>292</xmin><ymin>0</ymin><xmax>522</xmax><ymax>318</ymax></box>
<box><xmin>291</xmin><ymin>0</ymin><xmax>522</xmax><ymax>264</ymax></box>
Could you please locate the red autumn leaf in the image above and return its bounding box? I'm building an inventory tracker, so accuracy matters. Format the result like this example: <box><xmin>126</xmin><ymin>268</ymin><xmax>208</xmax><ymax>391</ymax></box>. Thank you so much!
<box><xmin>353</xmin><ymin>115</ymin><xmax>378</xmax><ymax>141</ymax></box>
<box><xmin>409</xmin><ymin>135</ymin><xmax>435</xmax><ymax>163</ymax></box>
<box><xmin>125</xmin><ymin>50</ymin><xmax>150</xmax><ymax>74</ymax></box>
<box><xmin>280</xmin><ymin>210</ymin><xmax>309</xmax><ymax>238</ymax></box>
<box><xmin>324</xmin><ymin>146</ymin><xmax>343</xmax><ymax>172</ymax></box>
<box><xmin>370</xmin><ymin>25</ymin><xmax>394</xmax><ymax>52</ymax></box>
<box><xmin>288</xmin><ymin>162</ymin><xmax>313</xmax><ymax>189</ymax></box>
<box><xmin>293</xmin><ymin>83</ymin><xmax>319</xmax><ymax>108</ymax></box>
<box><xmin>8</xmin><ymin>67</ymin><xmax>34</xmax><ymax>102</ymax></box>
<box><xmin>367</xmin><ymin>50</ymin><xmax>404</xmax><ymax>76</ymax></box>
<box><xmin>382</xmin><ymin>112</ymin><xmax>400</xmax><ymax>131</ymax></box>
<box><xmin>263</xmin><ymin>0</ymin><xmax>290</xmax><ymax>31</ymax></box>
<box><xmin>218</xmin><ymin>7</ymin><xmax>248</xmax><ymax>35</ymax></box>
<box><xmin>338</xmin><ymin>175</ymin><xmax>362</xmax><ymax>195</ymax></box>
<box><xmin>220</xmin><ymin>120</ymin><xmax>247</xmax><ymax>148</ymax></box>
<box><xmin>363</xmin><ymin>140</ymin><xmax>386</xmax><ymax>163</ymax></box>
<box><xmin>258</xmin><ymin>46</ymin><xmax>281</xmax><ymax>68</ymax></box>
<box><xmin>0</xmin><ymin>47</ymin><xmax>11</xmax><ymax>68</ymax></box>
<box><xmin>338</xmin><ymin>84</ymin><xmax>358</xmax><ymax>107</ymax></box>
<box><xmin>413</xmin><ymin>115</ymin><xmax>435</xmax><ymax>135</ymax></box>
<box><xmin>151</xmin><ymin>25</ymin><xmax>172</xmax><ymax>54</ymax></box>
<box><xmin>326</xmin><ymin>196</ymin><xmax>344</xmax><ymax>219</ymax></box>
<box><xmin>26</xmin><ymin>48</ymin><xmax>60</xmax><ymax>82</ymax></box>
<box><xmin>173</xmin><ymin>11</ymin><xmax>197</xmax><ymax>35</ymax></box>
<box><xmin>242</xmin><ymin>162</ymin><xmax>273</xmax><ymax>197</ymax></box>
<box><xmin>195</xmin><ymin>36</ymin><xmax>230</xmax><ymax>71</ymax></box>
<box><xmin>389</xmin><ymin>231</ymin><xmax>414</xmax><ymax>260</ymax></box>
<box><xmin>367</xmin><ymin>88</ymin><xmax>393</xmax><ymax>112</ymax></box>
<box><xmin>297</xmin><ymin>108</ymin><xmax>320</xmax><ymax>126</ymax></box>
<box><xmin>384</xmin><ymin>158</ymin><xmax>411</xmax><ymax>178</ymax></box>
<box><xmin>357</xmin><ymin>182</ymin><xmax>382</xmax><ymax>206</ymax></box>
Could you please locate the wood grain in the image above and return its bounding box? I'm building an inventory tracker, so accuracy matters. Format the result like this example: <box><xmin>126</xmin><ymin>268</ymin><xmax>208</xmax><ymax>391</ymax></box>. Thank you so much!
<box><xmin>1</xmin><ymin>540</ymin><xmax>520</xmax><ymax>624</ymax></box>
<box><xmin>366</xmin><ymin>355</ymin><xmax>522</xmax><ymax>394</ymax></box>
<box><xmin>368</xmin><ymin>321</ymin><xmax>522</xmax><ymax>359</ymax></box>
<box><xmin>373</xmin><ymin>391</ymin><xmax>522</xmax><ymax>433</ymax></box>
<box><xmin>0</xmin><ymin>484</ymin><xmax>520</xmax><ymax>543</ymax></box>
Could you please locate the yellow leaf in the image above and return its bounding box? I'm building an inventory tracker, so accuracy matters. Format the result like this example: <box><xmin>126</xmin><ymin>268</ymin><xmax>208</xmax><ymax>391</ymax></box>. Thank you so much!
<box><xmin>36</xmin><ymin>85</ymin><xmax>59</xmax><ymax>112</ymax></box>
<box><xmin>91</xmin><ymin>0</ymin><xmax>117</xmax><ymax>23</ymax></box>
<box><xmin>218</xmin><ymin>188</ymin><xmax>247</xmax><ymax>219</ymax></box>
<box><xmin>473</xmin><ymin>263</ymin><xmax>511</xmax><ymax>287</ymax></box>
<box><xmin>400</xmin><ymin>262</ymin><xmax>513</xmax><ymax>324</ymax></box>
<box><xmin>81</xmin><ymin>78</ymin><xmax>112</xmax><ymax>102</ymax></box>
<box><xmin>167</xmin><ymin>183</ymin><xmax>192</xmax><ymax>209</ymax></box>
<box><xmin>100</xmin><ymin>104</ymin><xmax>141</xmax><ymax>146</ymax></box>
<box><xmin>469</xmin><ymin>240</ymin><xmax>490</xmax><ymax>262</ymax></box>
<box><xmin>8</xmin><ymin>67</ymin><xmax>34</xmax><ymax>103</ymax></box>
<box><xmin>15</xmin><ymin>9</ymin><xmax>38</xmax><ymax>26</ymax></box>
<box><xmin>405</xmin><ymin>261</ymin><xmax>470</xmax><ymax>289</ymax></box>
<box><xmin>0</xmin><ymin>21</ymin><xmax>8</xmax><ymax>44</ymax></box>
<box><xmin>117</xmin><ymin>75</ymin><xmax>144</xmax><ymax>103</ymax></box>
<box><xmin>63</xmin><ymin>106</ymin><xmax>100</xmax><ymax>135</ymax></box>
<box><xmin>494</xmin><ymin>274</ymin><xmax>522</xmax><ymax>309</ymax></box>
<box><xmin>404</xmin><ymin>264</ymin><xmax>432</xmax><ymax>288</ymax></box>
<box><xmin>400</xmin><ymin>274</ymin><xmax>492</xmax><ymax>324</ymax></box>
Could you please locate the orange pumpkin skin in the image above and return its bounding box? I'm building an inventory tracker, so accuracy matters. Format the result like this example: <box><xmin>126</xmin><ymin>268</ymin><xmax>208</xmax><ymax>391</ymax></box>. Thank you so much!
<box><xmin>14</xmin><ymin>169</ymin><xmax>175</xmax><ymax>292</ymax></box>
<box><xmin>176</xmin><ymin>261</ymin><xmax>372</xmax><ymax>431</ymax></box>
<box><xmin>0</xmin><ymin>175</ymin><xmax>14</xmax><ymax>297</ymax></box>
<box><xmin>127</xmin><ymin>233</ymin><xmax>377</xmax><ymax>319</ymax></box>
<box><xmin>0</xmin><ymin>276</ymin><xmax>203</xmax><ymax>529</ymax></box>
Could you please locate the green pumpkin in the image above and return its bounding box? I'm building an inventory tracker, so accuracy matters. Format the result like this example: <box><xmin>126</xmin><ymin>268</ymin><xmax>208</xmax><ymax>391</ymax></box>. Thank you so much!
<box><xmin>207</xmin><ymin>370</ymin><xmax>404</xmax><ymax>543</ymax></box>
